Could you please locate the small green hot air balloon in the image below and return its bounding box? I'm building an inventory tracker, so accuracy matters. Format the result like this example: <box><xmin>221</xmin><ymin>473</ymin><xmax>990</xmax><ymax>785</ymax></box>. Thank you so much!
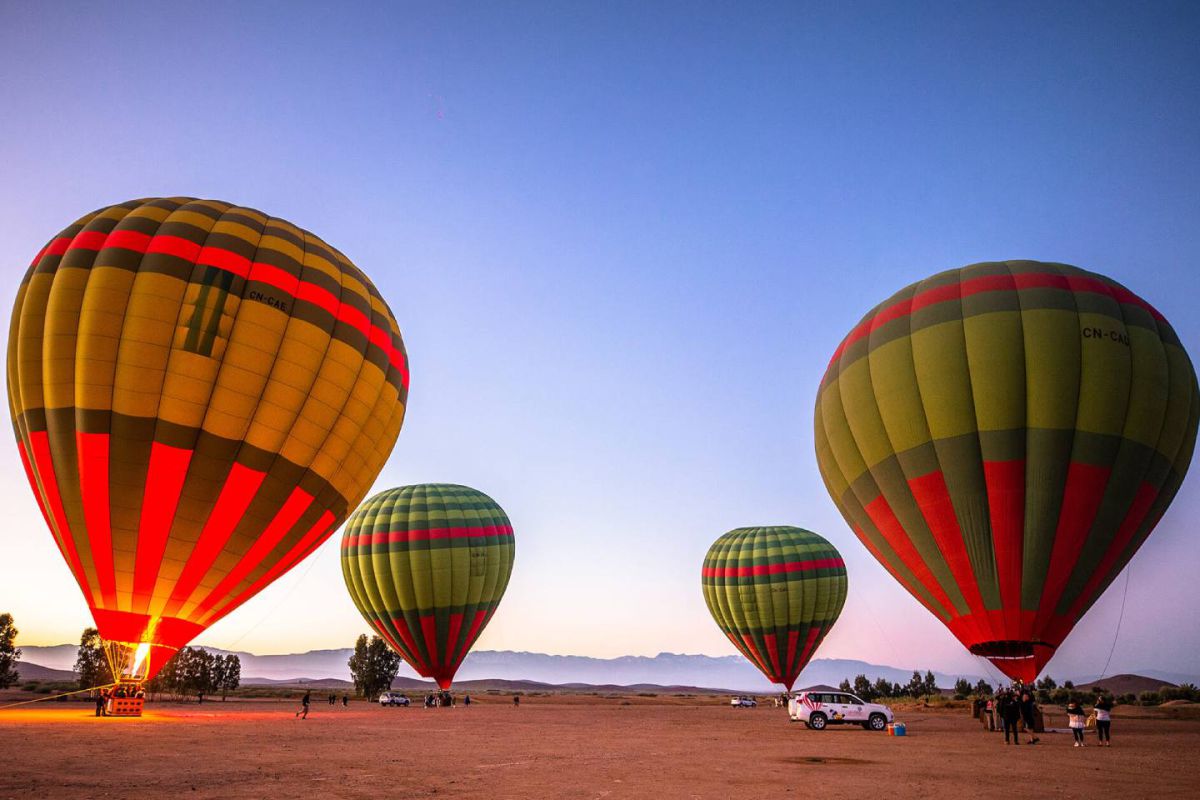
<box><xmin>341</xmin><ymin>484</ymin><xmax>514</xmax><ymax>689</ymax></box>
<box><xmin>702</xmin><ymin>526</ymin><xmax>847</xmax><ymax>690</ymax></box>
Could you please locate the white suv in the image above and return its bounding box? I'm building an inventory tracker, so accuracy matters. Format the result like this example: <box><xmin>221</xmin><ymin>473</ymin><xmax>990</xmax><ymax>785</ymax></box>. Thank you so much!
<box><xmin>730</xmin><ymin>696</ymin><xmax>757</xmax><ymax>708</ymax></box>
<box><xmin>378</xmin><ymin>691</ymin><xmax>410</xmax><ymax>707</ymax></box>
<box><xmin>788</xmin><ymin>691</ymin><xmax>893</xmax><ymax>731</ymax></box>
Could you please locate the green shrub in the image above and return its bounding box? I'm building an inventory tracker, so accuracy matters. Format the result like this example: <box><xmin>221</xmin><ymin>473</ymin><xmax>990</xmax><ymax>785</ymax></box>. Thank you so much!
<box><xmin>1139</xmin><ymin>691</ymin><xmax>1161</xmax><ymax>706</ymax></box>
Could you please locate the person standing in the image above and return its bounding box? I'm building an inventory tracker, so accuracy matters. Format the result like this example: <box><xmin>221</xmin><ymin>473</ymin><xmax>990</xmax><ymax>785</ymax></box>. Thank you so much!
<box><xmin>1094</xmin><ymin>692</ymin><xmax>1113</xmax><ymax>747</ymax></box>
<box><xmin>296</xmin><ymin>690</ymin><xmax>312</xmax><ymax>719</ymax></box>
<box><xmin>1066</xmin><ymin>701</ymin><xmax>1086</xmax><ymax>747</ymax></box>
<box><xmin>342</xmin><ymin>694</ymin><xmax>349</xmax><ymax>708</ymax></box>
<box><xmin>95</xmin><ymin>688</ymin><xmax>107</xmax><ymax>717</ymax></box>
<box><xmin>984</xmin><ymin>696</ymin><xmax>996</xmax><ymax>732</ymax></box>
<box><xmin>997</xmin><ymin>690</ymin><xmax>1020</xmax><ymax>745</ymax></box>
<box><xmin>1019</xmin><ymin>690</ymin><xmax>1040</xmax><ymax>744</ymax></box>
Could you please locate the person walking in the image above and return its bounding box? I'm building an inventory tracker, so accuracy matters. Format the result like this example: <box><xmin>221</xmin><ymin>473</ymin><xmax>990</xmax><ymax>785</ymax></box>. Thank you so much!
<box><xmin>1019</xmin><ymin>690</ymin><xmax>1040</xmax><ymax>744</ymax></box>
<box><xmin>296</xmin><ymin>690</ymin><xmax>312</xmax><ymax>719</ymax></box>
<box><xmin>513</xmin><ymin>695</ymin><xmax>520</xmax><ymax>708</ymax></box>
<box><xmin>464</xmin><ymin>694</ymin><xmax>471</xmax><ymax>707</ymax></box>
<box><xmin>998</xmin><ymin>690</ymin><xmax>1021</xmax><ymax>745</ymax></box>
<box><xmin>1094</xmin><ymin>692</ymin><xmax>1113</xmax><ymax>747</ymax></box>
<box><xmin>342</xmin><ymin>694</ymin><xmax>349</xmax><ymax>708</ymax></box>
<box><xmin>1066</xmin><ymin>701</ymin><xmax>1086</xmax><ymax>747</ymax></box>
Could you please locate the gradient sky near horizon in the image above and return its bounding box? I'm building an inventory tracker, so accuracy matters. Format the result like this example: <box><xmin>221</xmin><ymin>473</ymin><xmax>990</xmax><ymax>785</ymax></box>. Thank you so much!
<box><xmin>1</xmin><ymin>2</ymin><xmax>1199</xmax><ymax>681</ymax></box>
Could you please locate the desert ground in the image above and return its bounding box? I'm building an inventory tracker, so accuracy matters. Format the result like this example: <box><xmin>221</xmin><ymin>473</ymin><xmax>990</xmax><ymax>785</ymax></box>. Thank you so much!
<box><xmin>1</xmin><ymin>694</ymin><xmax>1197</xmax><ymax>800</ymax></box>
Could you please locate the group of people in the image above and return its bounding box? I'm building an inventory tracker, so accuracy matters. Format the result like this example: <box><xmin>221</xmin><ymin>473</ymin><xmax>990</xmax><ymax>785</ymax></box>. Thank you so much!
<box><xmin>986</xmin><ymin>687</ymin><xmax>1041</xmax><ymax>745</ymax></box>
<box><xmin>94</xmin><ymin>683</ymin><xmax>145</xmax><ymax>716</ymax></box>
<box><xmin>327</xmin><ymin>693</ymin><xmax>349</xmax><ymax>706</ymax></box>
<box><xmin>424</xmin><ymin>691</ymin><xmax>467</xmax><ymax>708</ymax></box>
<box><xmin>1067</xmin><ymin>694</ymin><xmax>1114</xmax><ymax>747</ymax></box>
<box><xmin>979</xmin><ymin>683</ymin><xmax>1115</xmax><ymax>747</ymax></box>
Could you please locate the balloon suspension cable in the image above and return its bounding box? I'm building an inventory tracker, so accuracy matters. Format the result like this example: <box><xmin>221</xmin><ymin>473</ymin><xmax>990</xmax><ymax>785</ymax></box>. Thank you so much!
<box><xmin>0</xmin><ymin>681</ymin><xmax>118</xmax><ymax>712</ymax></box>
<box><xmin>1098</xmin><ymin>566</ymin><xmax>1132</xmax><ymax>682</ymax></box>
<box><xmin>217</xmin><ymin>545</ymin><xmax>323</xmax><ymax>652</ymax></box>
<box><xmin>855</xmin><ymin>577</ymin><xmax>907</xmax><ymax>670</ymax></box>
<box><xmin>975</xmin><ymin>654</ymin><xmax>1008</xmax><ymax>687</ymax></box>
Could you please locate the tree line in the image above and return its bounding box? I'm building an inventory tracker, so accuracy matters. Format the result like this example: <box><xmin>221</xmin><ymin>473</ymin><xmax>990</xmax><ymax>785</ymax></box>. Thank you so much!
<box><xmin>837</xmin><ymin>670</ymin><xmax>944</xmax><ymax>700</ymax></box>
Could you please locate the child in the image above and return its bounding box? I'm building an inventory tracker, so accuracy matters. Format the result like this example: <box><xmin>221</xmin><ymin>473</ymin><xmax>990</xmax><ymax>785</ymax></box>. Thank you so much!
<box><xmin>1066</xmin><ymin>701</ymin><xmax>1086</xmax><ymax>747</ymax></box>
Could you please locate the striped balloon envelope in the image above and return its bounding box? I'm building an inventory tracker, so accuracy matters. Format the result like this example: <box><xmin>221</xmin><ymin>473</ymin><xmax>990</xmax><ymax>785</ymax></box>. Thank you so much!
<box><xmin>702</xmin><ymin>527</ymin><xmax>847</xmax><ymax>690</ymax></box>
<box><xmin>7</xmin><ymin>198</ymin><xmax>408</xmax><ymax>679</ymax></box>
<box><xmin>815</xmin><ymin>260</ymin><xmax>1198</xmax><ymax>681</ymax></box>
<box><xmin>341</xmin><ymin>484</ymin><xmax>515</xmax><ymax>689</ymax></box>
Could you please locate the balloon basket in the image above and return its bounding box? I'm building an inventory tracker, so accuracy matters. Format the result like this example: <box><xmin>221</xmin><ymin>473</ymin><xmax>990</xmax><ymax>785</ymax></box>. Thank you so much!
<box><xmin>106</xmin><ymin>696</ymin><xmax>143</xmax><ymax>717</ymax></box>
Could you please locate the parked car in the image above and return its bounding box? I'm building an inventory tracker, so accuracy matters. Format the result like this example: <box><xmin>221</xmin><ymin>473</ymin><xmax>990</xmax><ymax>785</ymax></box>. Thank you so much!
<box><xmin>787</xmin><ymin>691</ymin><xmax>893</xmax><ymax>731</ymax></box>
<box><xmin>730</xmin><ymin>696</ymin><xmax>757</xmax><ymax>708</ymax></box>
<box><xmin>379</xmin><ymin>692</ymin><xmax>411</xmax><ymax>707</ymax></box>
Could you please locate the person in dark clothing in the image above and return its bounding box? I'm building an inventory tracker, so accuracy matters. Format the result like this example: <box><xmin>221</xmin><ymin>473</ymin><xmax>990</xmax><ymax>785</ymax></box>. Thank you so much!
<box><xmin>95</xmin><ymin>689</ymin><xmax>107</xmax><ymax>717</ymax></box>
<box><xmin>463</xmin><ymin>694</ymin><xmax>471</xmax><ymax>707</ymax></box>
<box><xmin>998</xmin><ymin>691</ymin><xmax>1021</xmax><ymax>745</ymax></box>
<box><xmin>296</xmin><ymin>690</ymin><xmax>312</xmax><ymax>719</ymax></box>
<box><xmin>1094</xmin><ymin>693</ymin><xmax>1113</xmax><ymax>746</ymax></box>
<box><xmin>342</xmin><ymin>694</ymin><xmax>349</xmax><ymax>707</ymax></box>
<box><xmin>513</xmin><ymin>695</ymin><xmax>520</xmax><ymax>708</ymax></box>
<box><xmin>1019</xmin><ymin>691</ymin><xmax>1040</xmax><ymax>744</ymax></box>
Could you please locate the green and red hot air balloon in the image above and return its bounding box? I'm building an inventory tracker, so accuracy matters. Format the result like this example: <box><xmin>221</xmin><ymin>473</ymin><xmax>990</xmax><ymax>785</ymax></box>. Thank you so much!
<box><xmin>702</xmin><ymin>526</ymin><xmax>847</xmax><ymax>690</ymax></box>
<box><xmin>341</xmin><ymin>484</ymin><xmax>515</xmax><ymax>689</ymax></box>
<box><xmin>815</xmin><ymin>260</ymin><xmax>1198</xmax><ymax>681</ymax></box>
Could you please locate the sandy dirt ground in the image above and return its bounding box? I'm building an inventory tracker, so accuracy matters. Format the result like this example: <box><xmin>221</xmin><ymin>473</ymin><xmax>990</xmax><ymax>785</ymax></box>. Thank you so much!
<box><xmin>1</xmin><ymin>695</ymin><xmax>1197</xmax><ymax>799</ymax></box>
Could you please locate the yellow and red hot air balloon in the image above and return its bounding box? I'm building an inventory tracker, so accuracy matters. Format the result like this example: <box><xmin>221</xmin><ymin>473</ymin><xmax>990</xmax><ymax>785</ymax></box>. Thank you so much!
<box><xmin>8</xmin><ymin>198</ymin><xmax>408</xmax><ymax>681</ymax></box>
<box><xmin>815</xmin><ymin>261</ymin><xmax>1198</xmax><ymax>682</ymax></box>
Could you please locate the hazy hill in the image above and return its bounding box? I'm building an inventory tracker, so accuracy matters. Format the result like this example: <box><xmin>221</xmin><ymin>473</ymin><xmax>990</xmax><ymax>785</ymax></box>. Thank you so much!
<box><xmin>13</xmin><ymin>662</ymin><xmax>76</xmax><ymax>682</ymax></box>
<box><xmin>19</xmin><ymin>645</ymin><xmax>986</xmax><ymax>690</ymax></box>
<box><xmin>1072</xmin><ymin>674</ymin><xmax>1181</xmax><ymax>696</ymax></box>
<box><xmin>18</xmin><ymin>644</ymin><xmax>1198</xmax><ymax>693</ymax></box>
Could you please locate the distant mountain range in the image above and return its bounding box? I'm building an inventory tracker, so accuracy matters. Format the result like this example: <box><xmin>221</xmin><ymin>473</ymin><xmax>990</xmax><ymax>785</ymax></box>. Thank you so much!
<box><xmin>17</xmin><ymin>644</ymin><xmax>1199</xmax><ymax>692</ymax></box>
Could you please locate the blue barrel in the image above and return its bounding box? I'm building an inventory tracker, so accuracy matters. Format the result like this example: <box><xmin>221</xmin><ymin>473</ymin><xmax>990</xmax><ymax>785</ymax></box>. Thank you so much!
<box><xmin>892</xmin><ymin>722</ymin><xmax>906</xmax><ymax>736</ymax></box>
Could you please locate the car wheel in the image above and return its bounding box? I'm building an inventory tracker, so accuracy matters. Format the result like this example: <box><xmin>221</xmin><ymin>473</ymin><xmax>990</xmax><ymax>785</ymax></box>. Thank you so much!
<box><xmin>868</xmin><ymin>713</ymin><xmax>887</xmax><ymax>731</ymax></box>
<box><xmin>809</xmin><ymin>712</ymin><xmax>827</xmax><ymax>730</ymax></box>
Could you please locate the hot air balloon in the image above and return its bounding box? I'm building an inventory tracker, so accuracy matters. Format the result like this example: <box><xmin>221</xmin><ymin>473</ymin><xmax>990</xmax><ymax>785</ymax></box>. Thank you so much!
<box><xmin>702</xmin><ymin>526</ymin><xmax>847</xmax><ymax>690</ymax></box>
<box><xmin>341</xmin><ymin>484</ymin><xmax>515</xmax><ymax>689</ymax></box>
<box><xmin>814</xmin><ymin>260</ymin><xmax>1198</xmax><ymax>682</ymax></box>
<box><xmin>7</xmin><ymin>198</ymin><xmax>408</xmax><ymax>682</ymax></box>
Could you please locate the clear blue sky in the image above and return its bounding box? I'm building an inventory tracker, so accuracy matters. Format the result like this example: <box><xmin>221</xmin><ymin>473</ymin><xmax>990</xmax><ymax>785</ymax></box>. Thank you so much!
<box><xmin>1</xmin><ymin>2</ymin><xmax>1198</xmax><ymax>680</ymax></box>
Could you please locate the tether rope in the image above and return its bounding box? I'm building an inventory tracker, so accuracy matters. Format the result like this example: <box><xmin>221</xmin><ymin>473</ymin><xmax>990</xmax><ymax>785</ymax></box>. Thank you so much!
<box><xmin>1097</xmin><ymin>566</ymin><xmax>1132</xmax><ymax>682</ymax></box>
<box><xmin>0</xmin><ymin>681</ymin><xmax>117</xmax><ymax>711</ymax></box>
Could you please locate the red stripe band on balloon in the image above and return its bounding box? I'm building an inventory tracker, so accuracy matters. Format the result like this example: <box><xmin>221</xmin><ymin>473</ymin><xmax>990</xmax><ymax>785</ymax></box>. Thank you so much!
<box><xmin>701</xmin><ymin>557</ymin><xmax>845</xmax><ymax>578</ymax></box>
<box><xmin>828</xmin><ymin>271</ymin><xmax>1166</xmax><ymax>369</ymax></box>
<box><xmin>38</xmin><ymin>232</ymin><xmax>409</xmax><ymax>388</ymax></box>
<box><xmin>342</xmin><ymin>524</ymin><xmax>515</xmax><ymax>547</ymax></box>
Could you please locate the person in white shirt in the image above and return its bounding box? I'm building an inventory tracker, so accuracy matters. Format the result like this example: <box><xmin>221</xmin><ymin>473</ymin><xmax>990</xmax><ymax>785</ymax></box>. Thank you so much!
<box><xmin>1066</xmin><ymin>701</ymin><xmax>1086</xmax><ymax>747</ymax></box>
